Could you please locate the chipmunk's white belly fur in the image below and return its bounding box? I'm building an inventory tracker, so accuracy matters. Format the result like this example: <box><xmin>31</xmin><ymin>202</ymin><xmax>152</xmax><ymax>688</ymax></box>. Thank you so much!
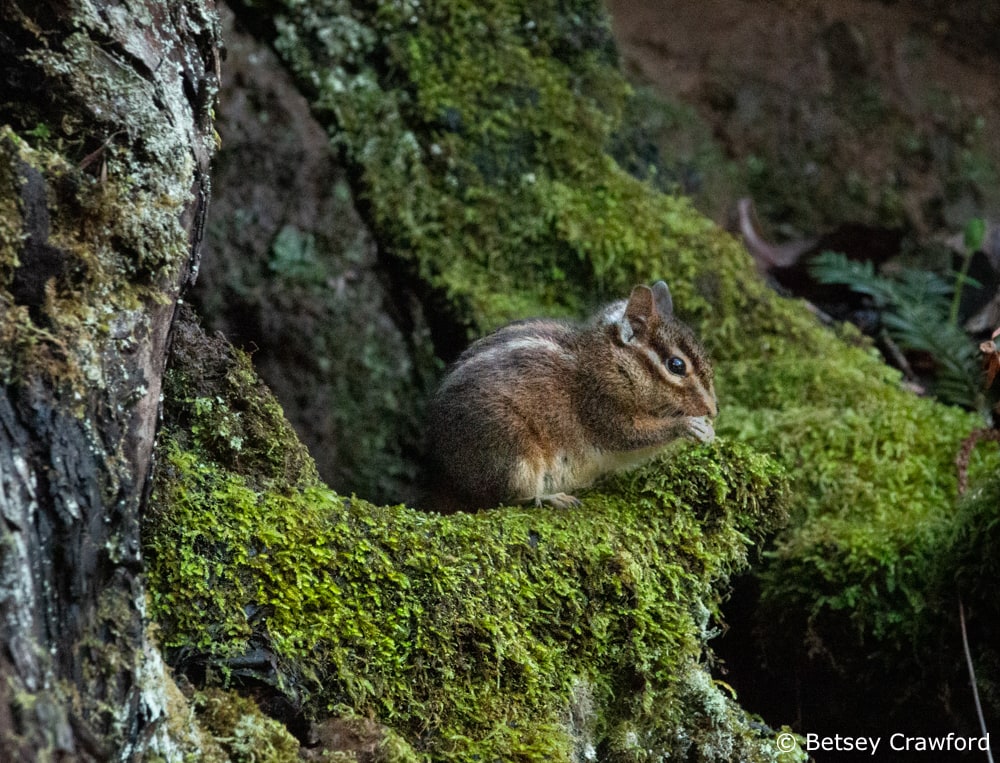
<box><xmin>512</xmin><ymin>442</ymin><xmax>672</xmax><ymax>504</ymax></box>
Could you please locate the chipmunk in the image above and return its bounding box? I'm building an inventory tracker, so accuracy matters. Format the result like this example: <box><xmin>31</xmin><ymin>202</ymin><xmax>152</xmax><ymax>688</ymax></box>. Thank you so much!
<box><xmin>423</xmin><ymin>281</ymin><xmax>717</xmax><ymax>511</ymax></box>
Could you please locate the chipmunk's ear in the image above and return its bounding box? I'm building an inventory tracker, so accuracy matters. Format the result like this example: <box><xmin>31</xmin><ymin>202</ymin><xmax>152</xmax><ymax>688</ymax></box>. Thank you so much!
<box><xmin>620</xmin><ymin>284</ymin><xmax>654</xmax><ymax>343</ymax></box>
<box><xmin>651</xmin><ymin>280</ymin><xmax>674</xmax><ymax>318</ymax></box>
<box><xmin>619</xmin><ymin>282</ymin><xmax>673</xmax><ymax>343</ymax></box>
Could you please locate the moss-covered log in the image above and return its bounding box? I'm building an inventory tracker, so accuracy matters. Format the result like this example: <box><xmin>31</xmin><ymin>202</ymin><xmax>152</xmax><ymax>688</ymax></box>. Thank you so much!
<box><xmin>147</xmin><ymin>312</ymin><xmax>797</xmax><ymax>760</ymax></box>
<box><xmin>0</xmin><ymin>1</ymin><xmax>219</xmax><ymax>758</ymax></box>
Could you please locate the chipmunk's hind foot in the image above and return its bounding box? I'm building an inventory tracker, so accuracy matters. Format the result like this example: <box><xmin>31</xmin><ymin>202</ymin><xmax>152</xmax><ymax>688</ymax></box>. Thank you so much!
<box><xmin>537</xmin><ymin>492</ymin><xmax>581</xmax><ymax>509</ymax></box>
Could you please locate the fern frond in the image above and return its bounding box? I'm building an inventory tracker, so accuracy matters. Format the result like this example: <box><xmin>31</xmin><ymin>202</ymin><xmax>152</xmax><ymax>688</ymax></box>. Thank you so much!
<box><xmin>894</xmin><ymin>269</ymin><xmax>952</xmax><ymax>315</ymax></box>
<box><xmin>884</xmin><ymin>301</ymin><xmax>951</xmax><ymax>353</ymax></box>
<box><xmin>809</xmin><ymin>249</ymin><xmax>984</xmax><ymax>410</ymax></box>
<box><xmin>883</xmin><ymin>304</ymin><xmax>982</xmax><ymax>407</ymax></box>
<box><xmin>809</xmin><ymin>250</ymin><xmax>897</xmax><ymax>307</ymax></box>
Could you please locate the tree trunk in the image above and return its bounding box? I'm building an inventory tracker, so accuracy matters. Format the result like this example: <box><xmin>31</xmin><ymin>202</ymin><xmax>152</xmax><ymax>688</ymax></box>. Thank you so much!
<box><xmin>0</xmin><ymin>1</ymin><xmax>220</xmax><ymax>758</ymax></box>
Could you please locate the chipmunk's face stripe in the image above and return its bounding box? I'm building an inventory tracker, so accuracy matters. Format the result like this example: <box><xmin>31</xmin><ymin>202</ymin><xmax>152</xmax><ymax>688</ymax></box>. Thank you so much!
<box><xmin>637</xmin><ymin>346</ymin><xmax>695</xmax><ymax>386</ymax></box>
<box><xmin>634</xmin><ymin>344</ymin><xmax>717</xmax><ymax>417</ymax></box>
<box><xmin>674</xmin><ymin>345</ymin><xmax>717</xmax><ymax>417</ymax></box>
<box><xmin>694</xmin><ymin>376</ymin><xmax>718</xmax><ymax>417</ymax></box>
<box><xmin>638</xmin><ymin>346</ymin><xmax>685</xmax><ymax>386</ymax></box>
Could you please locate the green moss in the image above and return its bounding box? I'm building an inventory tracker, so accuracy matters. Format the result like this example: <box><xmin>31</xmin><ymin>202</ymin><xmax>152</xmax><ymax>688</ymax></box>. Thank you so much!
<box><xmin>147</xmin><ymin>438</ymin><xmax>795</xmax><ymax>759</ymax></box>
<box><xmin>248</xmin><ymin>0</ymin><xmax>645</xmax><ymax>326</ymax></box>
<box><xmin>194</xmin><ymin>688</ymin><xmax>301</xmax><ymax>763</ymax></box>
<box><xmin>718</xmin><ymin>324</ymin><xmax>995</xmax><ymax>642</ymax></box>
<box><xmin>146</xmin><ymin>323</ymin><xmax>797</xmax><ymax>760</ymax></box>
<box><xmin>159</xmin><ymin>309</ymin><xmax>320</xmax><ymax>491</ymax></box>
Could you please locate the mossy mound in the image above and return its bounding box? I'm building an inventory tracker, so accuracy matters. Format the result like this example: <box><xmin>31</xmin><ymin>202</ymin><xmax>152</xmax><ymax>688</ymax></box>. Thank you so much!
<box><xmin>717</xmin><ymin>316</ymin><xmax>998</xmax><ymax>726</ymax></box>
<box><xmin>226</xmin><ymin>0</ymin><xmax>1000</xmax><ymax>730</ymax></box>
<box><xmin>248</xmin><ymin>0</ymin><xmax>739</xmax><ymax>330</ymax></box>
<box><xmin>143</xmin><ymin>0</ymin><xmax>1000</xmax><ymax>750</ymax></box>
<box><xmin>146</xmin><ymin>315</ymin><xmax>799</xmax><ymax>760</ymax></box>
<box><xmin>721</xmin><ymin>327</ymin><xmax>994</xmax><ymax>642</ymax></box>
<box><xmin>924</xmin><ymin>465</ymin><xmax>1000</xmax><ymax>721</ymax></box>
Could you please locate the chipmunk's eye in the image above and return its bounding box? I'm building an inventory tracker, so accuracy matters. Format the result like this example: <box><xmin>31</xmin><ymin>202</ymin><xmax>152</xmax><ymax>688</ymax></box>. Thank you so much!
<box><xmin>666</xmin><ymin>356</ymin><xmax>687</xmax><ymax>376</ymax></box>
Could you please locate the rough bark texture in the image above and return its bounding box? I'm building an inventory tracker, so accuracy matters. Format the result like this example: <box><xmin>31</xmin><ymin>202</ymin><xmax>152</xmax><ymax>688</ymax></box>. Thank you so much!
<box><xmin>0</xmin><ymin>1</ymin><xmax>219</xmax><ymax>758</ymax></box>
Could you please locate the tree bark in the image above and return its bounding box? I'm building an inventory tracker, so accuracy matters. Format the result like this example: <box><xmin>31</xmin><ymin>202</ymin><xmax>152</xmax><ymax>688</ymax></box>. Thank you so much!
<box><xmin>0</xmin><ymin>1</ymin><xmax>220</xmax><ymax>758</ymax></box>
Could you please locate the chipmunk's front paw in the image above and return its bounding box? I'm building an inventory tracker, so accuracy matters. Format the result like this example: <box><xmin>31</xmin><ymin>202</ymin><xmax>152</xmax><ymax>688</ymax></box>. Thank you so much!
<box><xmin>539</xmin><ymin>492</ymin><xmax>581</xmax><ymax>509</ymax></box>
<box><xmin>686</xmin><ymin>415</ymin><xmax>715</xmax><ymax>444</ymax></box>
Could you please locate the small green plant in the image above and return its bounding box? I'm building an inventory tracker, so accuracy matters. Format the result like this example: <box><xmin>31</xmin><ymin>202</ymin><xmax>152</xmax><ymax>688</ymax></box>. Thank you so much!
<box><xmin>25</xmin><ymin>123</ymin><xmax>52</xmax><ymax>141</ymax></box>
<box><xmin>951</xmin><ymin>217</ymin><xmax>986</xmax><ymax>325</ymax></box>
<box><xmin>809</xmin><ymin>238</ymin><xmax>986</xmax><ymax>413</ymax></box>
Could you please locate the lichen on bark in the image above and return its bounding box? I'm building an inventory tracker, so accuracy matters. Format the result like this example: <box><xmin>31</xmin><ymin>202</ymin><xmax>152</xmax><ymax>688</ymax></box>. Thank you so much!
<box><xmin>0</xmin><ymin>0</ymin><xmax>220</xmax><ymax>758</ymax></box>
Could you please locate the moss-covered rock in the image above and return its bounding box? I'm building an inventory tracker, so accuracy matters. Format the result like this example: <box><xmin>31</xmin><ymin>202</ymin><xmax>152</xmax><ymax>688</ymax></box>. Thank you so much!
<box><xmin>248</xmin><ymin>0</ymin><xmax>731</xmax><ymax>328</ymax></box>
<box><xmin>146</xmin><ymin>0</ymin><xmax>1000</xmax><ymax>752</ymax></box>
<box><xmin>146</xmin><ymin>315</ymin><xmax>799</xmax><ymax>759</ymax></box>
<box><xmin>723</xmin><ymin>339</ymin><xmax>998</xmax><ymax>731</ymax></box>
